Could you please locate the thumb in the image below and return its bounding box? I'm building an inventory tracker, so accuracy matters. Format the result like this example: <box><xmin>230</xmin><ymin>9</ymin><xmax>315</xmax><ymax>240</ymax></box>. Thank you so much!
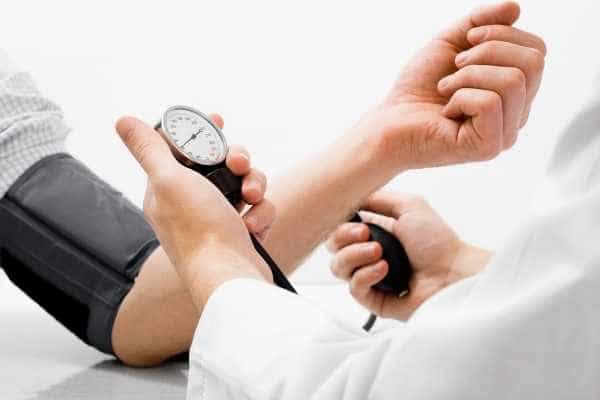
<box><xmin>115</xmin><ymin>116</ymin><xmax>177</xmax><ymax>177</ymax></box>
<box><xmin>437</xmin><ymin>1</ymin><xmax>520</xmax><ymax>50</ymax></box>
<box><xmin>358</xmin><ymin>210</ymin><xmax>396</xmax><ymax>234</ymax></box>
<box><xmin>360</xmin><ymin>191</ymin><xmax>408</xmax><ymax>220</ymax></box>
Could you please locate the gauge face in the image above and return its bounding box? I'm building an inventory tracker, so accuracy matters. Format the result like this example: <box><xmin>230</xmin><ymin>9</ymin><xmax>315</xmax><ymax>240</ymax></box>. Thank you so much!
<box><xmin>161</xmin><ymin>106</ymin><xmax>227</xmax><ymax>166</ymax></box>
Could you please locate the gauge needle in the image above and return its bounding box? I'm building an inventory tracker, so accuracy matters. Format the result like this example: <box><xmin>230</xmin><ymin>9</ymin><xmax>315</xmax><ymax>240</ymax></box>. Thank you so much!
<box><xmin>182</xmin><ymin>127</ymin><xmax>204</xmax><ymax>148</ymax></box>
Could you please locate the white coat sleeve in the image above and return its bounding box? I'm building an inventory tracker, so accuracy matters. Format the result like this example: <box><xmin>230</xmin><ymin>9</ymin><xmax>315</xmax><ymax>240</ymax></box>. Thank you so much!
<box><xmin>187</xmin><ymin>189</ymin><xmax>600</xmax><ymax>400</ymax></box>
<box><xmin>186</xmin><ymin>278</ymin><xmax>400</xmax><ymax>400</ymax></box>
<box><xmin>187</xmin><ymin>91</ymin><xmax>600</xmax><ymax>400</ymax></box>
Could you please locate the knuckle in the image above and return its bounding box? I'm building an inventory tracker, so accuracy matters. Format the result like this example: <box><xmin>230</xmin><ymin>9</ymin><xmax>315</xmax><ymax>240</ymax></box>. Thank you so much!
<box><xmin>527</xmin><ymin>31</ymin><xmax>548</xmax><ymax>56</ymax></box>
<box><xmin>503</xmin><ymin>67</ymin><xmax>526</xmax><ymax>89</ymax></box>
<box><xmin>538</xmin><ymin>38</ymin><xmax>548</xmax><ymax>56</ymax></box>
<box><xmin>479</xmin><ymin>40</ymin><xmax>500</xmax><ymax>60</ymax></box>
<box><xmin>480</xmin><ymin>91</ymin><xmax>502</xmax><ymax>113</ymax></box>
<box><xmin>480</xmin><ymin>25</ymin><xmax>498</xmax><ymax>40</ymax></box>
<box><xmin>349</xmin><ymin>280</ymin><xmax>360</xmax><ymax>297</ymax></box>
<box><xmin>525</xmin><ymin>48</ymin><xmax>545</xmax><ymax>71</ymax></box>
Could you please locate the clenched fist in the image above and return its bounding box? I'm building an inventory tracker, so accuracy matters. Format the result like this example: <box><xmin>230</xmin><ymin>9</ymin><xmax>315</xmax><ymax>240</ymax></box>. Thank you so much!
<box><xmin>355</xmin><ymin>1</ymin><xmax>545</xmax><ymax>171</ymax></box>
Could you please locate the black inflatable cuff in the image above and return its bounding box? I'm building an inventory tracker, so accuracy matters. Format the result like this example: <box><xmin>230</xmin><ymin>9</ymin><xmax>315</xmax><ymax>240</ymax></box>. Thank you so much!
<box><xmin>0</xmin><ymin>154</ymin><xmax>159</xmax><ymax>355</ymax></box>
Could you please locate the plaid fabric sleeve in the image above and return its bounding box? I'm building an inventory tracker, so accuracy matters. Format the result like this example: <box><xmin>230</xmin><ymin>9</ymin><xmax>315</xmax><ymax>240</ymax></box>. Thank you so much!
<box><xmin>0</xmin><ymin>50</ymin><xmax>69</xmax><ymax>198</ymax></box>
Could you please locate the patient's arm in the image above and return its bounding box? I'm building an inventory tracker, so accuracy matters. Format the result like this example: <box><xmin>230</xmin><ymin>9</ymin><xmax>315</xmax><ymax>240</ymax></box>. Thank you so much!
<box><xmin>263</xmin><ymin>129</ymin><xmax>393</xmax><ymax>275</ymax></box>
<box><xmin>263</xmin><ymin>1</ymin><xmax>545</xmax><ymax>275</ymax></box>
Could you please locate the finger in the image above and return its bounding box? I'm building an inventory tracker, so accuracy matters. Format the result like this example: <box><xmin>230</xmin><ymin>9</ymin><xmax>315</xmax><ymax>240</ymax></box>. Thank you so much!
<box><xmin>439</xmin><ymin>65</ymin><xmax>526</xmax><ymax>149</ymax></box>
<box><xmin>358</xmin><ymin>210</ymin><xmax>396</xmax><ymax>233</ymax></box>
<box><xmin>226</xmin><ymin>144</ymin><xmax>251</xmax><ymax>176</ymax></box>
<box><xmin>359</xmin><ymin>191</ymin><xmax>404</xmax><ymax>220</ymax></box>
<box><xmin>207</xmin><ymin>113</ymin><xmax>224</xmax><ymax>129</ymax></box>
<box><xmin>455</xmin><ymin>40</ymin><xmax>545</xmax><ymax>126</ymax></box>
<box><xmin>349</xmin><ymin>260</ymin><xmax>389</xmax><ymax>302</ymax></box>
<box><xmin>326</xmin><ymin>223</ymin><xmax>370</xmax><ymax>252</ymax></box>
<box><xmin>443</xmin><ymin>88</ymin><xmax>504</xmax><ymax>160</ymax></box>
<box><xmin>467</xmin><ymin>25</ymin><xmax>547</xmax><ymax>56</ymax></box>
<box><xmin>331</xmin><ymin>242</ymin><xmax>383</xmax><ymax>281</ymax></box>
<box><xmin>360</xmin><ymin>192</ymin><xmax>428</xmax><ymax>220</ymax></box>
<box><xmin>243</xmin><ymin>199</ymin><xmax>276</xmax><ymax>236</ymax></box>
<box><xmin>115</xmin><ymin>116</ymin><xmax>177</xmax><ymax>176</ymax></box>
<box><xmin>437</xmin><ymin>1</ymin><xmax>520</xmax><ymax>50</ymax></box>
<box><xmin>241</xmin><ymin>169</ymin><xmax>267</xmax><ymax>205</ymax></box>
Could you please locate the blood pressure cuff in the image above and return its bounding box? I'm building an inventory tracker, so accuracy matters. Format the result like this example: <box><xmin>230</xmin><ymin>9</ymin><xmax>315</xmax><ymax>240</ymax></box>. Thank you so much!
<box><xmin>0</xmin><ymin>153</ymin><xmax>159</xmax><ymax>355</ymax></box>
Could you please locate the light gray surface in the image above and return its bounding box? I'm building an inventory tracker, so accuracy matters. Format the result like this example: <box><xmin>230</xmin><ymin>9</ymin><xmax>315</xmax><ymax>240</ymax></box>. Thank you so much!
<box><xmin>0</xmin><ymin>271</ymin><xmax>374</xmax><ymax>399</ymax></box>
<box><xmin>0</xmin><ymin>272</ymin><xmax>187</xmax><ymax>399</ymax></box>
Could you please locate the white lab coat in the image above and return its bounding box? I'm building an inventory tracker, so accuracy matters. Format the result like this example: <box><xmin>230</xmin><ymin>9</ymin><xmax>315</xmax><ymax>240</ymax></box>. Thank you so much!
<box><xmin>186</xmin><ymin>93</ymin><xmax>600</xmax><ymax>399</ymax></box>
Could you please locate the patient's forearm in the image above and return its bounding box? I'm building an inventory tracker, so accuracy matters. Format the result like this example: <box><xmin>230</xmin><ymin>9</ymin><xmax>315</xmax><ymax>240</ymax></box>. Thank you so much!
<box><xmin>263</xmin><ymin>125</ymin><xmax>401</xmax><ymax>275</ymax></box>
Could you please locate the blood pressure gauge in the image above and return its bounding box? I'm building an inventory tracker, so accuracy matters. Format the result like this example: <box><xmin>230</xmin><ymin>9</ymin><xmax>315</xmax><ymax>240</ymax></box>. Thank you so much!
<box><xmin>155</xmin><ymin>105</ymin><xmax>242</xmax><ymax>204</ymax></box>
<box><xmin>154</xmin><ymin>105</ymin><xmax>296</xmax><ymax>293</ymax></box>
<box><xmin>158</xmin><ymin>105</ymin><xmax>228</xmax><ymax>167</ymax></box>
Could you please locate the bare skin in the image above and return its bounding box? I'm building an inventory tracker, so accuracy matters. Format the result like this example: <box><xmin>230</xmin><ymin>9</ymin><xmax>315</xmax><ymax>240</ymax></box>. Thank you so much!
<box><xmin>112</xmin><ymin>1</ymin><xmax>546</xmax><ymax>367</ymax></box>
<box><xmin>112</xmin><ymin>115</ymin><xmax>275</xmax><ymax>366</ymax></box>
<box><xmin>327</xmin><ymin>192</ymin><xmax>492</xmax><ymax>321</ymax></box>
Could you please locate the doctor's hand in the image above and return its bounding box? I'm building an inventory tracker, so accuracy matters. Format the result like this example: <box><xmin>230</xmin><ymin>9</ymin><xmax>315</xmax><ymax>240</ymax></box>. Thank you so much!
<box><xmin>356</xmin><ymin>1</ymin><xmax>546</xmax><ymax>171</ymax></box>
<box><xmin>327</xmin><ymin>192</ymin><xmax>491</xmax><ymax>320</ymax></box>
<box><xmin>115</xmin><ymin>115</ymin><xmax>273</xmax><ymax>311</ymax></box>
<box><xmin>156</xmin><ymin>113</ymin><xmax>275</xmax><ymax>241</ymax></box>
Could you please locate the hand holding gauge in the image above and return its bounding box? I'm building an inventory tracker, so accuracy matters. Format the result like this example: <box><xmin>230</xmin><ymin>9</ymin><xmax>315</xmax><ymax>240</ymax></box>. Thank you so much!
<box><xmin>154</xmin><ymin>105</ymin><xmax>295</xmax><ymax>292</ymax></box>
<box><xmin>154</xmin><ymin>105</ymin><xmax>412</xmax><ymax>300</ymax></box>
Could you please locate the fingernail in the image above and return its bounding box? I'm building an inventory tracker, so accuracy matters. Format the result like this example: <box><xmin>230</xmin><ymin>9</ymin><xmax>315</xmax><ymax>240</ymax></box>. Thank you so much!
<box><xmin>438</xmin><ymin>76</ymin><xmax>451</xmax><ymax>90</ymax></box>
<box><xmin>239</xmin><ymin>153</ymin><xmax>250</xmax><ymax>163</ymax></box>
<box><xmin>455</xmin><ymin>52</ymin><xmax>469</xmax><ymax>67</ymax></box>
<box><xmin>468</xmin><ymin>27</ymin><xmax>487</xmax><ymax>43</ymax></box>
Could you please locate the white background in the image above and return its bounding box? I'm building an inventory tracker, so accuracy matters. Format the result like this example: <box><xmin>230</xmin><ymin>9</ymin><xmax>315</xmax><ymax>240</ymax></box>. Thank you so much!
<box><xmin>1</xmin><ymin>0</ymin><xmax>599</xmax><ymax>284</ymax></box>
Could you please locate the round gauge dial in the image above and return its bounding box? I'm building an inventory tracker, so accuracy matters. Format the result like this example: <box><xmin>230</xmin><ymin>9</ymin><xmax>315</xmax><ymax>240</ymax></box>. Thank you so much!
<box><xmin>160</xmin><ymin>105</ymin><xmax>228</xmax><ymax>166</ymax></box>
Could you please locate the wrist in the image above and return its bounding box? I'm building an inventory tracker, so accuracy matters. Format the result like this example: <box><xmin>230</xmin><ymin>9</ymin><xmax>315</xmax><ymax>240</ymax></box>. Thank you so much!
<box><xmin>175</xmin><ymin>240</ymin><xmax>271</xmax><ymax>311</ymax></box>
<box><xmin>450</xmin><ymin>241</ymin><xmax>492</xmax><ymax>282</ymax></box>
<box><xmin>350</xmin><ymin>106</ymin><xmax>414</xmax><ymax>177</ymax></box>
